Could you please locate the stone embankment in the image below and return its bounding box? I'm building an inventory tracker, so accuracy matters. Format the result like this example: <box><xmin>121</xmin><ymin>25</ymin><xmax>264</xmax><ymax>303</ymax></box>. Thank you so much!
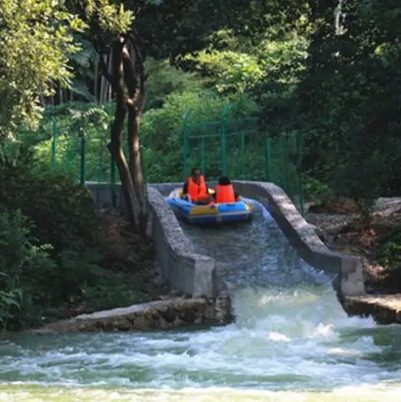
<box><xmin>343</xmin><ymin>294</ymin><xmax>401</xmax><ymax>324</ymax></box>
<box><xmin>32</xmin><ymin>296</ymin><xmax>231</xmax><ymax>333</ymax></box>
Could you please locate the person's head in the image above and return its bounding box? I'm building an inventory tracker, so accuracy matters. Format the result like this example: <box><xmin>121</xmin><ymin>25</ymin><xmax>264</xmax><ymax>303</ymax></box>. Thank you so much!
<box><xmin>218</xmin><ymin>176</ymin><xmax>231</xmax><ymax>185</ymax></box>
<box><xmin>191</xmin><ymin>167</ymin><xmax>202</xmax><ymax>183</ymax></box>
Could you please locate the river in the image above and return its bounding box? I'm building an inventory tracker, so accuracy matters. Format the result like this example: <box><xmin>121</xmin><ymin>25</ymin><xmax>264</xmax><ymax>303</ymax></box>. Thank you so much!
<box><xmin>1</xmin><ymin>201</ymin><xmax>401</xmax><ymax>401</ymax></box>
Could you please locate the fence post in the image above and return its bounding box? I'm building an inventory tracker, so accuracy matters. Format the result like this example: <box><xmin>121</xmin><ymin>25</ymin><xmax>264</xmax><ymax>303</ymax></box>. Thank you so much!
<box><xmin>51</xmin><ymin>116</ymin><xmax>57</xmax><ymax>169</ymax></box>
<box><xmin>279</xmin><ymin>134</ymin><xmax>287</xmax><ymax>192</ymax></box>
<box><xmin>240</xmin><ymin>133</ymin><xmax>245</xmax><ymax>179</ymax></box>
<box><xmin>111</xmin><ymin>158</ymin><xmax>117</xmax><ymax>208</ymax></box>
<box><xmin>201</xmin><ymin>136</ymin><xmax>206</xmax><ymax>174</ymax></box>
<box><xmin>80</xmin><ymin>130</ymin><xmax>86</xmax><ymax>185</ymax></box>
<box><xmin>265</xmin><ymin>134</ymin><xmax>272</xmax><ymax>181</ymax></box>
<box><xmin>296</xmin><ymin>130</ymin><xmax>304</xmax><ymax>216</ymax></box>
<box><xmin>95</xmin><ymin>138</ymin><xmax>106</xmax><ymax>207</ymax></box>
<box><xmin>182</xmin><ymin>108</ymin><xmax>192</xmax><ymax>181</ymax></box>
<box><xmin>221</xmin><ymin>103</ymin><xmax>231</xmax><ymax>176</ymax></box>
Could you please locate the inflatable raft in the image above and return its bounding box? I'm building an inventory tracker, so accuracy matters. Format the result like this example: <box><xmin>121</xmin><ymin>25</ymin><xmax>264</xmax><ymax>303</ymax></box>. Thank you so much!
<box><xmin>166</xmin><ymin>188</ymin><xmax>253</xmax><ymax>224</ymax></box>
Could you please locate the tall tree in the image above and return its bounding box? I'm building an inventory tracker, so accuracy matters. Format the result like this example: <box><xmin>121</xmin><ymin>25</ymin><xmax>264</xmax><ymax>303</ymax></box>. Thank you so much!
<box><xmin>0</xmin><ymin>0</ymin><xmax>85</xmax><ymax>142</ymax></box>
<box><xmin>66</xmin><ymin>0</ymin><xmax>276</xmax><ymax>232</ymax></box>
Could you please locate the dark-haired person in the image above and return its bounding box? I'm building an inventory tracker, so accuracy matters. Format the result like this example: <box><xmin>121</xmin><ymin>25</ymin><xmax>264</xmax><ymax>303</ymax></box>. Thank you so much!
<box><xmin>182</xmin><ymin>167</ymin><xmax>212</xmax><ymax>204</ymax></box>
<box><xmin>212</xmin><ymin>176</ymin><xmax>239</xmax><ymax>203</ymax></box>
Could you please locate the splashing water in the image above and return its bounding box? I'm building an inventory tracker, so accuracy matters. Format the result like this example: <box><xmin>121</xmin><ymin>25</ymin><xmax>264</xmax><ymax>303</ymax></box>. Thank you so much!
<box><xmin>1</xmin><ymin>201</ymin><xmax>401</xmax><ymax>401</ymax></box>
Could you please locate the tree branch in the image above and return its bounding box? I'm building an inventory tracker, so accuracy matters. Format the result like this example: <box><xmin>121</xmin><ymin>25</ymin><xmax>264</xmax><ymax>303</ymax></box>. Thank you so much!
<box><xmin>130</xmin><ymin>35</ymin><xmax>148</xmax><ymax>96</ymax></box>
<box><xmin>123</xmin><ymin>35</ymin><xmax>148</xmax><ymax>111</ymax></box>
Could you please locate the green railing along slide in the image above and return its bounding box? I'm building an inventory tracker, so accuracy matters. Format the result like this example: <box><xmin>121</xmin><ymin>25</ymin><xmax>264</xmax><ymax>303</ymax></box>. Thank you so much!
<box><xmin>36</xmin><ymin>102</ymin><xmax>304</xmax><ymax>214</ymax></box>
<box><xmin>182</xmin><ymin>103</ymin><xmax>304</xmax><ymax>214</ymax></box>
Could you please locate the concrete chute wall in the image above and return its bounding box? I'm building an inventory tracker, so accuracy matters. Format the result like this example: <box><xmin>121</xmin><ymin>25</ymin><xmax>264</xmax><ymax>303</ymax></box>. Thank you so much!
<box><xmin>86</xmin><ymin>181</ymin><xmax>365</xmax><ymax>301</ymax></box>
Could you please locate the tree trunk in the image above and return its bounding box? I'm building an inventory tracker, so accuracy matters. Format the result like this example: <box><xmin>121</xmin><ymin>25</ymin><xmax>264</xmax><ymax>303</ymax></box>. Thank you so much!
<box><xmin>108</xmin><ymin>38</ymin><xmax>141</xmax><ymax>230</ymax></box>
<box><xmin>107</xmin><ymin>135</ymin><xmax>139</xmax><ymax>228</ymax></box>
<box><xmin>127</xmin><ymin>108</ymin><xmax>146</xmax><ymax>233</ymax></box>
<box><xmin>122</xmin><ymin>39</ymin><xmax>148</xmax><ymax>234</ymax></box>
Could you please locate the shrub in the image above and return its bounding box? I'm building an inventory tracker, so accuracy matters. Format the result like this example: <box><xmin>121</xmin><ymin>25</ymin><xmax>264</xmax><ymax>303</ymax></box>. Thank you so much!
<box><xmin>0</xmin><ymin>209</ymin><xmax>54</xmax><ymax>328</ymax></box>
<box><xmin>378</xmin><ymin>231</ymin><xmax>401</xmax><ymax>272</ymax></box>
<box><xmin>0</xmin><ymin>158</ymin><xmax>107</xmax><ymax>327</ymax></box>
<box><xmin>0</xmin><ymin>163</ymin><xmax>100</xmax><ymax>255</ymax></box>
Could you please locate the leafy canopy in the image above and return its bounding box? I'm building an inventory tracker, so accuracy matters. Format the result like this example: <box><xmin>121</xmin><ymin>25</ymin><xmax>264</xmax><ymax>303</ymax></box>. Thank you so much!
<box><xmin>0</xmin><ymin>0</ymin><xmax>86</xmax><ymax>140</ymax></box>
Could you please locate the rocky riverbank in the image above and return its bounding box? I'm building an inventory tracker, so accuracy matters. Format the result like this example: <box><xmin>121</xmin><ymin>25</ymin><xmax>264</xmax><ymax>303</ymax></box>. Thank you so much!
<box><xmin>306</xmin><ymin>197</ymin><xmax>401</xmax><ymax>294</ymax></box>
<box><xmin>306</xmin><ymin>197</ymin><xmax>401</xmax><ymax>324</ymax></box>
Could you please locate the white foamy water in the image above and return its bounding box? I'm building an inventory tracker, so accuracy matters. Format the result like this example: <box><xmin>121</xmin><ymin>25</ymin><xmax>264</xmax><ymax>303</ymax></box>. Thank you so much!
<box><xmin>1</xmin><ymin>201</ymin><xmax>401</xmax><ymax>401</ymax></box>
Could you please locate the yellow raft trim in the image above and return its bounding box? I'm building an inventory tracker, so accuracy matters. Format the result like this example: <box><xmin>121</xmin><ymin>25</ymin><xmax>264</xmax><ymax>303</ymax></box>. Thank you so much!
<box><xmin>189</xmin><ymin>205</ymin><xmax>219</xmax><ymax>216</ymax></box>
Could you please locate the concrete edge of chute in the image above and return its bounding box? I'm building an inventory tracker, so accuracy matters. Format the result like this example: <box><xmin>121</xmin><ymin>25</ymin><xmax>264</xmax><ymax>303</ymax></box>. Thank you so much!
<box><xmin>85</xmin><ymin>181</ymin><xmax>365</xmax><ymax>304</ymax></box>
<box><xmin>231</xmin><ymin>181</ymin><xmax>366</xmax><ymax>303</ymax></box>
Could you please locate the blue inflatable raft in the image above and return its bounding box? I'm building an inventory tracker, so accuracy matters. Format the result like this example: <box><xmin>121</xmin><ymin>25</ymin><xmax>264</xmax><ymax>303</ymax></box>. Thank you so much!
<box><xmin>166</xmin><ymin>188</ymin><xmax>253</xmax><ymax>224</ymax></box>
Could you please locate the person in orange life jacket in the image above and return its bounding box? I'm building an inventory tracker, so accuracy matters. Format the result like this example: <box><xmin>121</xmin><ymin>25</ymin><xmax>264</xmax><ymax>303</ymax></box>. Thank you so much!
<box><xmin>182</xmin><ymin>167</ymin><xmax>212</xmax><ymax>204</ymax></box>
<box><xmin>212</xmin><ymin>176</ymin><xmax>239</xmax><ymax>203</ymax></box>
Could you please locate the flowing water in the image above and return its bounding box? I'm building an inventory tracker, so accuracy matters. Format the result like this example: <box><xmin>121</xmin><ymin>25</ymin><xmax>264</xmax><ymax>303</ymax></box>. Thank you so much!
<box><xmin>1</xmin><ymin>201</ymin><xmax>401</xmax><ymax>401</ymax></box>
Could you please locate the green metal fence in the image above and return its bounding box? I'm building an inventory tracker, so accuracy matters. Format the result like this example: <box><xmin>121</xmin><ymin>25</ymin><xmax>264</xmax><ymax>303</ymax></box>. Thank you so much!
<box><xmin>37</xmin><ymin>116</ymin><xmax>111</xmax><ymax>185</ymax></box>
<box><xmin>182</xmin><ymin>103</ymin><xmax>304</xmax><ymax>214</ymax></box>
<box><xmin>37</xmin><ymin>102</ymin><xmax>304</xmax><ymax>214</ymax></box>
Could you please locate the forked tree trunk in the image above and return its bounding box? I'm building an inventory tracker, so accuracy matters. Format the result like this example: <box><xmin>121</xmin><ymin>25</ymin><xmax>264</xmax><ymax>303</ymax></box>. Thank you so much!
<box><xmin>97</xmin><ymin>37</ymin><xmax>147</xmax><ymax>234</ymax></box>
<box><xmin>108</xmin><ymin>39</ymin><xmax>141</xmax><ymax>229</ymax></box>
<box><xmin>123</xmin><ymin>39</ymin><xmax>148</xmax><ymax>234</ymax></box>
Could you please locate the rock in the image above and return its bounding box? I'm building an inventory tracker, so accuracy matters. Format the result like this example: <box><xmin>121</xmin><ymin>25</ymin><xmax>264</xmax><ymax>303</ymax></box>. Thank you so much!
<box><xmin>157</xmin><ymin>295</ymin><xmax>171</xmax><ymax>301</ymax></box>
<box><xmin>215</xmin><ymin>296</ymin><xmax>232</xmax><ymax>322</ymax></box>
<box><xmin>160</xmin><ymin>307</ymin><xmax>177</xmax><ymax>323</ymax></box>
<box><xmin>115</xmin><ymin>317</ymin><xmax>132</xmax><ymax>331</ymax></box>
<box><xmin>133</xmin><ymin>315</ymin><xmax>154</xmax><ymax>330</ymax></box>
<box><xmin>204</xmin><ymin>305</ymin><xmax>216</xmax><ymax>320</ymax></box>
<box><xmin>344</xmin><ymin>294</ymin><xmax>401</xmax><ymax>325</ymax></box>
<box><xmin>173</xmin><ymin>316</ymin><xmax>186</xmax><ymax>327</ymax></box>
<box><xmin>158</xmin><ymin>316</ymin><xmax>170</xmax><ymax>329</ymax></box>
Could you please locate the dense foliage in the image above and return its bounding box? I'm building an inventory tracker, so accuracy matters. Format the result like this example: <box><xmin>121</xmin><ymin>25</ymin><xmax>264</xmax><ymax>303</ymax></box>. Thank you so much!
<box><xmin>0</xmin><ymin>0</ymin><xmax>85</xmax><ymax>140</ymax></box>
<box><xmin>1</xmin><ymin>0</ymin><xmax>401</xmax><ymax>329</ymax></box>
<box><xmin>0</xmin><ymin>153</ymin><xmax>153</xmax><ymax>330</ymax></box>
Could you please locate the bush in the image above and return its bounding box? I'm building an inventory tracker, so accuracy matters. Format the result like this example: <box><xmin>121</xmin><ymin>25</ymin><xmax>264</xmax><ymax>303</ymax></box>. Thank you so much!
<box><xmin>375</xmin><ymin>231</ymin><xmax>401</xmax><ymax>292</ymax></box>
<box><xmin>302</xmin><ymin>175</ymin><xmax>333</xmax><ymax>205</ymax></box>
<box><xmin>0</xmin><ymin>158</ymin><xmax>109</xmax><ymax>328</ymax></box>
<box><xmin>378</xmin><ymin>231</ymin><xmax>401</xmax><ymax>272</ymax></box>
<box><xmin>0</xmin><ymin>209</ymin><xmax>55</xmax><ymax>328</ymax></box>
<box><xmin>0</xmin><ymin>163</ymin><xmax>100</xmax><ymax>254</ymax></box>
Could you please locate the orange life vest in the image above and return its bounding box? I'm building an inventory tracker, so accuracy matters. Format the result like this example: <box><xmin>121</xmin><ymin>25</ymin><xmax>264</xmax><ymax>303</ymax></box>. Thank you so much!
<box><xmin>214</xmin><ymin>184</ymin><xmax>236</xmax><ymax>203</ymax></box>
<box><xmin>186</xmin><ymin>176</ymin><xmax>208</xmax><ymax>201</ymax></box>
